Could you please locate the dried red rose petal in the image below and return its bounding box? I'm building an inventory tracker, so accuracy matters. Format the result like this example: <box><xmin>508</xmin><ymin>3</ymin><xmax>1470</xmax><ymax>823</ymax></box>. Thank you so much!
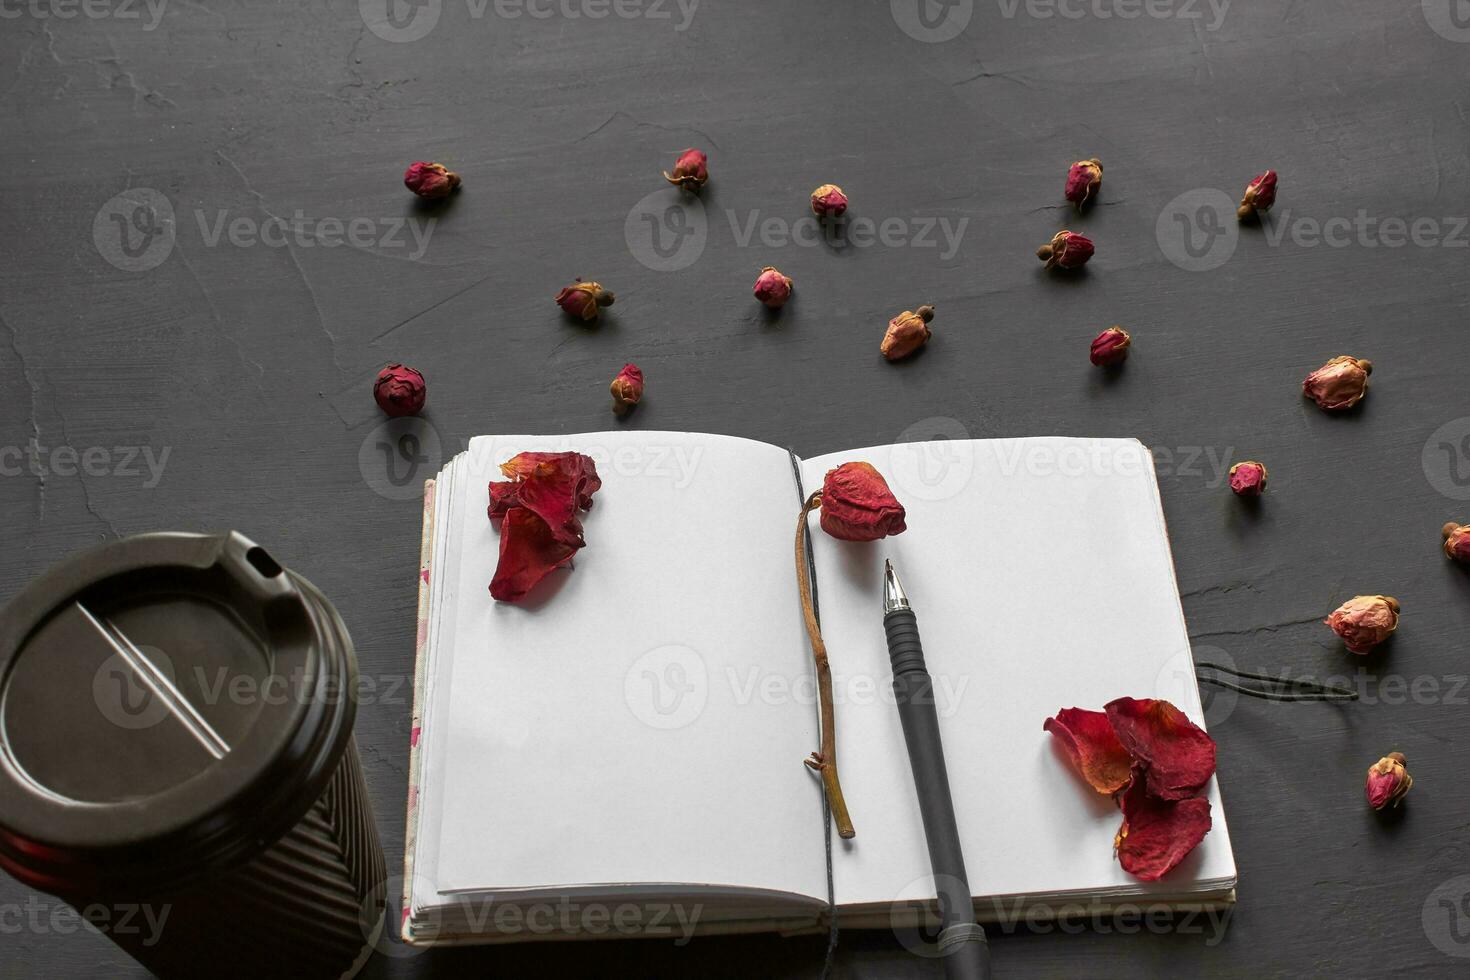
<box><xmin>404</xmin><ymin>161</ymin><xmax>460</xmax><ymax>200</ymax></box>
<box><xmin>753</xmin><ymin>267</ymin><xmax>793</xmax><ymax>309</ymax></box>
<box><xmin>811</xmin><ymin>183</ymin><xmax>848</xmax><ymax>218</ymax></box>
<box><xmin>663</xmin><ymin>148</ymin><xmax>708</xmax><ymax>191</ymax></box>
<box><xmin>1237</xmin><ymin>170</ymin><xmax>1278</xmax><ymax>221</ymax></box>
<box><xmin>1325</xmin><ymin>595</ymin><xmax>1399</xmax><ymax>654</ymax></box>
<box><xmin>1037</xmin><ymin>230</ymin><xmax>1094</xmax><ymax>270</ymax></box>
<box><xmin>819</xmin><ymin>462</ymin><xmax>906</xmax><ymax>542</ymax></box>
<box><xmin>1365</xmin><ymin>751</ymin><xmax>1412</xmax><ymax>810</ymax></box>
<box><xmin>490</xmin><ymin>505</ymin><xmax>580</xmax><ymax>602</ymax></box>
<box><xmin>1303</xmin><ymin>355</ymin><xmax>1371</xmax><ymax>411</ymax></box>
<box><xmin>374</xmin><ymin>363</ymin><xmax>427</xmax><ymax>417</ymax></box>
<box><xmin>1443</xmin><ymin>522</ymin><xmax>1470</xmax><ymax>562</ymax></box>
<box><xmin>881</xmin><ymin>305</ymin><xmax>934</xmax><ymax>361</ymax></box>
<box><xmin>1113</xmin><ymin>779</ymin><xmax>1212</xmax><ymax>881</ymax></box>
<box><xmin>1228</xmin><ymin>461</ymin><xmax>1268</xmax><ymax>497</ymax></box>
<box><xmin>610</xmin><ymin>363</ymin><xmax>644</xmax><ymax>415</ymax></box>
<box><xmin>1089</xmin><ymin>326</ymin><xmax>1129</xmax><ymax>367</ymax></box>
<box><xmin>1044</xmin><ymin>707</ymin><xmax>1133</xmax><ymax>795</ymax></box>
<box><xmin>1104</xmin><ymin>698</ymin><xmax>1217</xmax><ymax>801</ymax></box>
<box><xmin>556</xmin><ymin>279</ymin><xmax>616</xmax><ymax>322</ymax></box>
<box><xmin>488</xmin><ymin>451</ymin><xmax>602</xmax><ymax>603</ymax></box>
<box><xmin>1064</xmin><ymin>158</ymin><xmax>1103</xmax><ymax>210</ymax></box>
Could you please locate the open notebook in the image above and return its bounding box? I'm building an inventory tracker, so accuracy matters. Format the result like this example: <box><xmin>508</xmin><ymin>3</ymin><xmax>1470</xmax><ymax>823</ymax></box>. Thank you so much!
<box><xmin>400</xmin><ymin>432</ymin><xmax>1235</xmax><ymax>945</ymax></box>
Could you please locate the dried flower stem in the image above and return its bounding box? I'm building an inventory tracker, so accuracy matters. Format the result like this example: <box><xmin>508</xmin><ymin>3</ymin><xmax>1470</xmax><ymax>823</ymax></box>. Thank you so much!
<box><xmin>795</xmin><ymin>490</ymin><xmax>856</xmax><ymax>839</ymax></box>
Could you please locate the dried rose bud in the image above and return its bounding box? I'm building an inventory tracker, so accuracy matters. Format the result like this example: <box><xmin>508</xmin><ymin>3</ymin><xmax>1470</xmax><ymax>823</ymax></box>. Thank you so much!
<box><xmin>662</xmin><ymin>148</ymin><xmax>708</xmax><ymax>191</ymax></box>
<box><xmin>1237</xmin><ymin>170</ymin><xmax>1278</xmax><ymax>221</ymax></box>
<box><xmin>403</xmin><ymin>161</ymin><xmax>461</xmax><ymax>200</ymax></box>
<box><xmin>1302</xmin><ymin>355</ymin><xmax>1371</xmax><ymax>411</ymax></box>
<box><xmin>1064</xmin><ymin>158</ymin><xmax>1103</xmax><ymax>209</ymax></box>
<box><xmin>1365</xmin><ymin>752</ymin><xmax>1412</xmax><ymax>810</ymax></box>
<box><xmin>1037</xmin><ymin>230</ymin><xmax>1094</xmax><ymax>270</ymax></box>
<box><xmin>1326</xmin><ymin>595</ymin><xmax>1400</xmax><ymax>654</ymax></box>
<box><xmin>811</xmin><ymin>183</ymin><xmax>849</xmax><ymax>218</ymax></box>
<box><xmin>1443</xmin><ymin>522</ymin><xmax>1470</xmax><ymax>561</ymax></box>
<box><xmin>1089</xmin><ymin>326</ymin><xmax>1130</xmax><ymax>366</ymax></box>
<box><xmin>819</xmin><ymin>462</ymin><xmax>907</xmax><ymax>541</ymax></box>
<box><xmin>610</xmin><ymin>363</ymin><xmax>644</xmax><ymax>415</ymax></box>
<box><xmin>753</xmin><ymin>266</ymin><xmax>793</xmax><ymax>308</ymax></box>
<box><xmin>374</xmin><ymin>363</ymin><xmax>427</xmax><ymax>417</ymax></box>
<box><xmin>1228</xmin><ymin>461</ymin><xmax>1268</xmax><ymax>497</ymax></box>
<box><xmin>555</xmin><ymin>279</ymin><xmax>615</xmax><ymax>322</ymax></box>
<box><xmin>880</xmin><ymin>305</ymin><xmax>934</xmax><ymax>362</ymax></box>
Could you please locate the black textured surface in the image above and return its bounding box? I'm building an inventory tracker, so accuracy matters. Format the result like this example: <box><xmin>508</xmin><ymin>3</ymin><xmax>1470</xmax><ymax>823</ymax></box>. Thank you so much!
<box><xmin>4</xmin><ymin>2</ymin><xmax>1470</xmax><ymax>977</ymax></box>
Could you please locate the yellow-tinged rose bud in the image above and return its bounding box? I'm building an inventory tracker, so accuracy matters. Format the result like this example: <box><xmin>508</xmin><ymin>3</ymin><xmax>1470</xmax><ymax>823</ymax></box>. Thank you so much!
<box><xmin>1365</xmin><ymin>751</ymin><xmax>1412</xmax><ymax>810</ymax></box>
<box><xmin>1325</xmin><ymin>595</ymin><xmax>1400</xmax><ymax>655</ymax></box>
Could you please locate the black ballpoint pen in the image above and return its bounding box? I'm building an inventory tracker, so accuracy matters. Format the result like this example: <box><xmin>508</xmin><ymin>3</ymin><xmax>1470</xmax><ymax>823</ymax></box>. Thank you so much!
<box><xmin>883</xmin><ymin>559</ymin><xmax>991</xmax><ymax>980</ymax></box>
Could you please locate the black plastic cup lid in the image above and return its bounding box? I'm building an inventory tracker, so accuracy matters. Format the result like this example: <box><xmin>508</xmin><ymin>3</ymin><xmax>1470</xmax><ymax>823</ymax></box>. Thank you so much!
<box><xmin>0</xmin><ymin>532</ymin><xmax>357</xmax><ymax>897</ymax></box>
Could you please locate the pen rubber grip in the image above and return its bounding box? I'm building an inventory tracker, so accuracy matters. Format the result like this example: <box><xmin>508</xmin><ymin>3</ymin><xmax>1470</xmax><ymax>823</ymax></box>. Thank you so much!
<box><xmin>884</xmin><ymin>608</ymin><xmax>930</xmax><ymax>680</ymax></box>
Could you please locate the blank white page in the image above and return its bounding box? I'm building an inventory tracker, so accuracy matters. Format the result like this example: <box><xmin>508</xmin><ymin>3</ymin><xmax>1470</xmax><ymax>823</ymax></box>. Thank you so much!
<box><xmin>800</xmin><ymin>438</ymin><xmax>1236</xmax><ymax>909</ymax></box>
<box><xmin>429</xmin><ymin>432</ymin><xmax>826</xmax><ymax>900</ymax></box>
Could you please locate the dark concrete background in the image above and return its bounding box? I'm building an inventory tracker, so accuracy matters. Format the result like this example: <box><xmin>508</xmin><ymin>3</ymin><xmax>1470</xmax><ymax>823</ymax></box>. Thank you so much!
<box><xmin>4</xmin><ymin>1</ymin><xmax>1470</xmax><ymax>976</ymax></box>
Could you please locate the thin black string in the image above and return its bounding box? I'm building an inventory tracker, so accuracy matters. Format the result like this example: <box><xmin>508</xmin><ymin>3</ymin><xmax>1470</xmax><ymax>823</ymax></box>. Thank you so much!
<box><xmin>1196</xmin><ymin>661</ymin><xmax>1358</xmax><ymax>702</ymax></box>
<box><xmin>790</xmin><ymin>448</ymin><xmax>838</xmax><ymax>980</ymax></box>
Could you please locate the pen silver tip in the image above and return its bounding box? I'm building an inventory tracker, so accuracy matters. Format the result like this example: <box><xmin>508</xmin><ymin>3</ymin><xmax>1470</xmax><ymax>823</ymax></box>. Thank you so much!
<box><xmin>883</xmin><ymin>558</ymin><xmax>910</xmax><ymax>614</ymax></box>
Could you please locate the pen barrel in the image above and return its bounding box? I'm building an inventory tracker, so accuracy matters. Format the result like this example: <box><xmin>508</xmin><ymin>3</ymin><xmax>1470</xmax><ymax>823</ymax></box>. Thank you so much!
<box><xmin>884</xmin><ymin>610</ymin><xmax>988</xmax><ymax>979</ymax></box>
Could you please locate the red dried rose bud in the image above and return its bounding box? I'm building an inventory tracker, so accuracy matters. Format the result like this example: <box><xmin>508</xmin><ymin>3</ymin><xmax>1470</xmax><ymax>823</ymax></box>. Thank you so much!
<box><xmin>1113</xmin><ymin>779</ymin><xmax>1213</xmax><ymax>882</ymax></box>
<box><xmin>1089</xmin><ymin>326</ymin><xmax>1130</xmax><ymax>366</ymax></box>
<box><xmin>1037</xmin><ymin>230</ymin><xmax>1094</xmax><ymax>270</ymax></box>
<box><xmin>556</xmin><ymin>279</ymin><xmax>616</xmax><ymax>322</ymax></box>
<box><xmin>610</xmin><ymin>363</ymin><xmax>644</xmax><ymax>415</ymax></box>
<box><xmin>373</xmin><ymin>363</ymin><xmax>427</xmax><ymax>417</ymax></box>
<box><xmin>403</xmin><ymin>161</ymin><xmax>460</xmax><ymax>200</ymax></box>
<box><xmin>880</xmin><ymin>305</ymin><xmax>934</xmax><ymax>361</ymax></box>
<box><xmin>1237</xmin><ymin>169</ymin><xmax>1278</xmax><ymax>221</ymax></box>
<box><xmin>753</xmin><ymin>266</ymin><xmax>793</xmax><ymax>308</ymax></box>
<box><xmin>1302</xmin><ymin>355</ymin><xmax>1371</xmax><ymax>411</ymax></box>
<box><xmin>1365</xmin><ymin>751</ymin><xmax>1412</xmax><ymax>810</ymax></box>
<box><xmin>810</xmin><ymin>183</ymin><xmax>849</xmax><ymax>218</ymax></box>
<box><xmin>1064</xmin><ymin>158</ymin><xmax>1103</xmax><ymax>209</ymax></box>
<box><xmin>1325</xmin><ymin>595</ymin><xmax>1400</xmax><ymax>654</ymax></box>
<box><xmin>662</xmin><ymin>148</ymin><xmax>708</xmax><ymax>191</ymax></box>
<box><xmin>1105</xmin><ymin>698</ymin><xmax>1217</xmax><ymax>801</ymax></box>
<box><xmin>488</xmin><ymin>451</ymin><xmax>602</xmax><ymax>602</ymax></box>
<box><xmin>818</xmin><ymin>462</ymin><xmax>907</xmax><ymax>542</ymax></box>
<box><xmin>1443</xmin><ymin>522</ymin><xmax>1470</xmax><ymax>561</ymax></box>
<box><xmin>1228</xmin><ymin>461</ymin><xmax>1268</xmax><ymax>497</ymax></box>
<box><xmin>1044</xmin><ymin>707</ymin><xmax>1133</xmax><ymax>795</ymax></box>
